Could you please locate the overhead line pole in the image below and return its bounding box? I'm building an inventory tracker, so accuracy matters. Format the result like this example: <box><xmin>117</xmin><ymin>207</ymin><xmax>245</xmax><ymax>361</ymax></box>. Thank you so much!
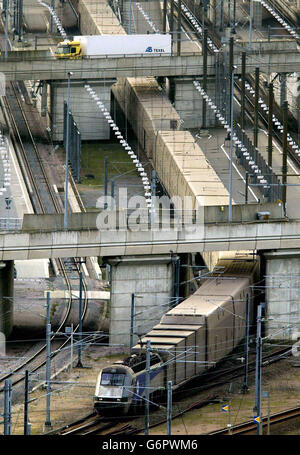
<box><xmin>130</xmin><ymin>293</ymin><xmax>135</xmax><ymax>353</ymax></box>
<box><xmin>64</xmin><ymin>72</ymin><xmax>72</xmax><ymax>230</ymax></box>
<box><xmin>282</xmin><ymin>100</ymin><xmax>288</xmax><ymax>213</ymax></box>
<box><xmin>240</xmin><ymin>52</ymin><xmax>246</xmax><ymax>130</ymax></box>
<box><xmin>4</xmin><ymin>0</ymin><xmax>8</xmax><ymax>59</ymax></box>
<box><xmin>227</xmin><ymin>0</ymin><xmax>230</xmax><ymax>27</ymax></box>
<box><xmin>170</xmin><ymin>0</ymin><xmax>174</xmax><ymax>49</ymax></box>
<box><xmin>145</xmin><ymin>339</ymin><xmax>151</xmax><ymax>435</ymax></box>
<box><xmin>167</xmin><ymin>381</ymin><xmax>172</xmax><ymax>435</ymax></box>
<box><xmin>76</xmin><ymin>270</ymin><xmax>83</xmax><ymax>368</ymax></box>
<box><xmin>253</xmin><ymin>303</ymin><xmax>264</xmax><ymax>435</ymax></box>
<box><xmin>104</xmin><ymin>156</ymin><xmax>108</xmax><ymax>209</ymax></box>
<box><xmin>249</xmin><ymin>0</ymin><xmax>253</xmax><ymax>51</ymax></box>
<box><xmin>177</xmin><ymin>0</ymin><xmax>182</xmax><ymax>56</ymax></box>
<box><xmin>228</xmin><ymin>37</ymin><xmax>234</xmax><ymax>223</ymax></box>
<box><xmin>24</xmin><ymin>370</ymin><xmax>30</xmax><ymax>435</ymax></box>
<box><xmin>228</xmin><ymin>36</ymin><xmax>234</xmax><ymax>125</ymax></box>
<box><xmin>254</xmin><ymin>67</ymin><xmax>259</xmax><ymax>148</ymax></box>
<box><xmin>163</xmin><ymin>0</ymin><xmax>167</xmax><ymax>33</ymax></box>
<box><xmin>44</xmin><ymin>292</ymin><xmax>52</xmax><ymax>430</ymax></box>
<box><xmin>232</xmin><ymin>0</ymin><xmax>236</xmax><ymax>33</ymax></box>
<box><xmin>220</xmin><ymin>0</ymin><xmax>224</xmax><ymax>31</ymax></box>
<box><xmin>3</xmin><ymin>379</ymin><xmax>12</xmax><ymax>435</ymax></box>
<box><xmin>268</xmin><ymin>82</ymin><xmax>273</xmax><ymax>168</ymax></box>
<box><xmin>202</xmin><ymin>28</ymin><xmax>208</xmax><ymax>129</ymax></box>
<box><xmin>241</xmin><ymin>293</ymin><xmax>250</xmax><ymax>393</ymax></box>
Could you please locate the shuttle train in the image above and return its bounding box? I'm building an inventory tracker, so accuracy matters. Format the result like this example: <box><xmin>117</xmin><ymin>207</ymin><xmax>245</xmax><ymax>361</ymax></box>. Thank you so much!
<box><xmin>94</xmin><ymin>257</ymin><xmax>258</xmax><ymax>415</ymax></box>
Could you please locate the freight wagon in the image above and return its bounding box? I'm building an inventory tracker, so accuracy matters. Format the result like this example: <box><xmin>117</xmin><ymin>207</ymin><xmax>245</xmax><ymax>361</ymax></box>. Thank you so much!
<box><xmin>94</xmin><ymin>257</ymin><xmax>257</xmax><ymax>414</ymax></box>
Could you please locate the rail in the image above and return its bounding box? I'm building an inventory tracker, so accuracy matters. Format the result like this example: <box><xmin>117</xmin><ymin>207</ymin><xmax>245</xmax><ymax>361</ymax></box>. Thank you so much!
<box><xmin>0</xmin><ymin>82</ymin><xmax>88</xmax><ymax>391</ymax></box>
<box><xmin>208</xmin><ymin>405</ymin><xmax>300</xmax><ymax>435</ymax></box>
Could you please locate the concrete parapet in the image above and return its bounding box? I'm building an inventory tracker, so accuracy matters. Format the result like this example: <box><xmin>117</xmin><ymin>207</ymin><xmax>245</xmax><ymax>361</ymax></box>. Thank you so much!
<box><xmin>22</xmin><ymin>212</ymin><xmax>100</xmax><ymax>231</ymax></box>
<box><xmin>107</xmin><ymin>255</ymin><xmax>175</xmax><ymax>346</ymax></box>
<box><xmin>21</xmin><ymin>202</ymin><xmax>285</xmax><ymax>232</ymax></box>
<box><xmin>204</xmin><ymin>202</ymin><xmax>285</xmax><ymax>223</ymax></box>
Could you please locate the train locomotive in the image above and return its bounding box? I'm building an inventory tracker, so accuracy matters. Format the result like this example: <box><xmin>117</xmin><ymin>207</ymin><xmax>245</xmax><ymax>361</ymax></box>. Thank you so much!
<box><xmin>94</xmin><ymin>257</ymin><xmax>257</xmax><ymax>415</ymax></box>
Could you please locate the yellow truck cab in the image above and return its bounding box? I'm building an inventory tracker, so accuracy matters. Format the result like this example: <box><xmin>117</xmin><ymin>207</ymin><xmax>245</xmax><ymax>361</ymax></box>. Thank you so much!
<box><xmin>56</xmin><ymin>40</ymin><xmax>82</xmax><ymax>59</ymax></box>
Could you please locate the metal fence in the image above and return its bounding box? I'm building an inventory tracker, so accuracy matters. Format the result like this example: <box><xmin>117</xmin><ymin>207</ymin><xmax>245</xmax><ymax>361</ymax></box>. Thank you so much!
<box><xmin>234</xmin><ymin>124</ymin><xmax>282</xmax><ymax>202</ymax></box>
<box><xmin>63</xmin><ymin>101</ymin><xmax>81</xmax><ymax>183</ymax></box>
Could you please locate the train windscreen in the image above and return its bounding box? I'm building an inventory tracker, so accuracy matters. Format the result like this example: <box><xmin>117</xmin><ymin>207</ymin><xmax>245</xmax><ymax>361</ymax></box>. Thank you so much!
<box><xmin>100</xmin><ymin>373</ymin><xmax>125</xmax><ymax>386</ymax></box>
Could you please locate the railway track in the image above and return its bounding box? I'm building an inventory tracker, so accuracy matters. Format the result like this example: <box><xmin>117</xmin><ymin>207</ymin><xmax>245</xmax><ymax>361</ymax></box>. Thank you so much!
<box><xmin>0</xmin><ymin>81</ymin><xmax>88</xmax><ymax>392</ymax></box>
<box><xmin>53</xmin><ymin>346</ymin><xmax>290</xmax><ymax>435</ymax></box>
<box><xmin>176</xmin><ymin>0</ymin><xmax>300</xmax><ymax>191</ymax></box>
<box><xmin>208</xmin><ymin>404</ymin><xmax>300</xmax><ymax>435</ymax></box>
<box><xmin>235</xmin><ymin>75</ymin><xmax>300</xmax><ymax>170</ymax></box>
<box><xmin>173</xmin><ymin>0</ymin><xmax>221</xmax><ymax>53</ymax></box>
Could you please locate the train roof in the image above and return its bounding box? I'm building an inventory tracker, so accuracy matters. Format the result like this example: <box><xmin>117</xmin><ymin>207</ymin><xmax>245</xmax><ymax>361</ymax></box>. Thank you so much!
<box><xmin>166</xmin><ymin>276</ymin><xmax>250</xmax><ymax>318</ymax></box>
<box><xmin>195</xmin><ymin>276</ymin><xmax>250</xmax><ymax>297</ymax></box>
<box><xmin>152</xmin><ymin>324</ymin><xmax>202</xmax><ymax>331</ymax></box>
<box><xmin>132</xmin><ymin>344</ymin><xmax>176</xmax><ymax>352</ymax></box>
<box><xmin>157</xmin><ymin>130</ymin><xmax>230</xmax><ymax>206</ymax></box>
<box><xmin>141</xmin><ymin>336</ymin><xmax>185</xmax><ymax>345</ymax></box>
<box><xmin>147</xmin><ymin>330</ymin><xmax>195</xmax><ymax>338</ymax></box>
<box><xmin>125</xmin><ymin>78</ymin><xmax>181</xmax><ymax>122</ymax></box>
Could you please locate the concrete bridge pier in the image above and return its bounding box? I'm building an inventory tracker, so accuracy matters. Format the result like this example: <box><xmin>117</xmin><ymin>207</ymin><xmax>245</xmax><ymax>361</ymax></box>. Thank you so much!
<box><xmin>174</xmin><ymin>77</ymin><xmax>217</xmax><ymax>129</ymax></box>
<box><xmin>0</xmin><ymin>260</ymin><xmax>14</xmax><ymax>355</ymax></box>
<box><xmin>209</xmin><ymin>0</ymin><xmax>224</xmax><ymax>30</ymax></box>
<box><xmin>263</xmin><ymin>250</ymin><xmax>300</xmax><ymax>341</ymax></box>
<box><xmin>253</xmin><ymin>0</ymin><xmax>262</xmax><ymax>29</ymax></box>
<box><xmin>106</xmin><ymin>254</ymin><xmax>178</xmax><ymax>347</ymax></box>
<box><xmin>279</xmin><ymin>73</ymin><xmax>287</xmax><ymax>107</ymax></box>
<box><xmin>50</xmin><ymin>79</ymin><xmax>116</xmax><ymax>141</ymax></box>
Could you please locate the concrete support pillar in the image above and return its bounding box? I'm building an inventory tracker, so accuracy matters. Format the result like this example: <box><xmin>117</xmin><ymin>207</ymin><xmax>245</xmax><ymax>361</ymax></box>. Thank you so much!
<box><xmin>107</xmin><ymin>255</ymin><xmax>176</xmax><ymax>346</ymax></box>
<box><xmin>263</xmin><ymin>250</ymin><xmax>300</xmax><ymax>341</ymax></box>
<box><xmin>211</xmin><ymin>0</ymin><xmax>223</xmax><ymax>30</ymax></box>
<box><xmin>167</xmin><ymin>77</ymin><xmax>176</xmax><ymax>105</ymax></box>
<box><xmin>280</xmin><ymin>73</ymin><xmax>287</xmax><ymax>107</ymax></box>
<box><xmin>41</xmin><ymin>81</ymin><xmax>48</xmax><ymax>117</ymax></box>
<box><xmin>0</xmin><ymin>260</ymin><xmax>14</xmax><ymax>353</ymax></box>
<box><xmin>253</xmin><ymin>0</ymin><xmax>262</xmax><ymax>29</ymax></box>
<box><xmin>174</xmin><ymin>78</ymin><xmax>216</xmax><ymax>129</ymax></box>
<box><xmin>50</xmin><ymin>79</ymin><xmax>116</xmax><ymax>141</ymax></box>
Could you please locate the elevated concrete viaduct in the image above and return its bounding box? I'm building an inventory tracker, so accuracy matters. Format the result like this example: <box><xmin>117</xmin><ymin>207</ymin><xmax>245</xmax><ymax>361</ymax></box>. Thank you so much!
<box><xmin>1</xmin><ymin>203</ymin><xmax>297</xmax><ymax>343</ymax></box>
<box><xmin>0</xmin><ymin>203</ymin><xmax>292</xmax><ymax>261</ymax></box>
<box><xmin>1</xmin><ymin>40</ymin><xmax>300</xmax><ymax>81</ymax></box>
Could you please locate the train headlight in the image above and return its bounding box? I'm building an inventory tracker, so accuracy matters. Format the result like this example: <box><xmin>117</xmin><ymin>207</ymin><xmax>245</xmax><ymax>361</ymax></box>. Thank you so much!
<box><xmin>117</xmin><ymin>399</ymin><xmax>120</xmax><ymax>401</ymax></box>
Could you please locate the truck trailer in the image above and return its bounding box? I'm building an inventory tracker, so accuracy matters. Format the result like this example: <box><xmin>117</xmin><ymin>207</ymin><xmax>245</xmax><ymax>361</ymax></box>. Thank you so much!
<box><xmin>56</xmin><ymin>34</ymin><xmax>172</xmax><ymax>59</ymax></box>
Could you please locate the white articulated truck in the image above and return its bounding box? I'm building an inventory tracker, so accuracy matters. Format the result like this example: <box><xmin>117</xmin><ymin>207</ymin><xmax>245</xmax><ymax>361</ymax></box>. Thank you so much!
<box><xmin>56</xmin><ymin>34</ymin><xmax>172</xmax><ymax>59</ymax></box>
